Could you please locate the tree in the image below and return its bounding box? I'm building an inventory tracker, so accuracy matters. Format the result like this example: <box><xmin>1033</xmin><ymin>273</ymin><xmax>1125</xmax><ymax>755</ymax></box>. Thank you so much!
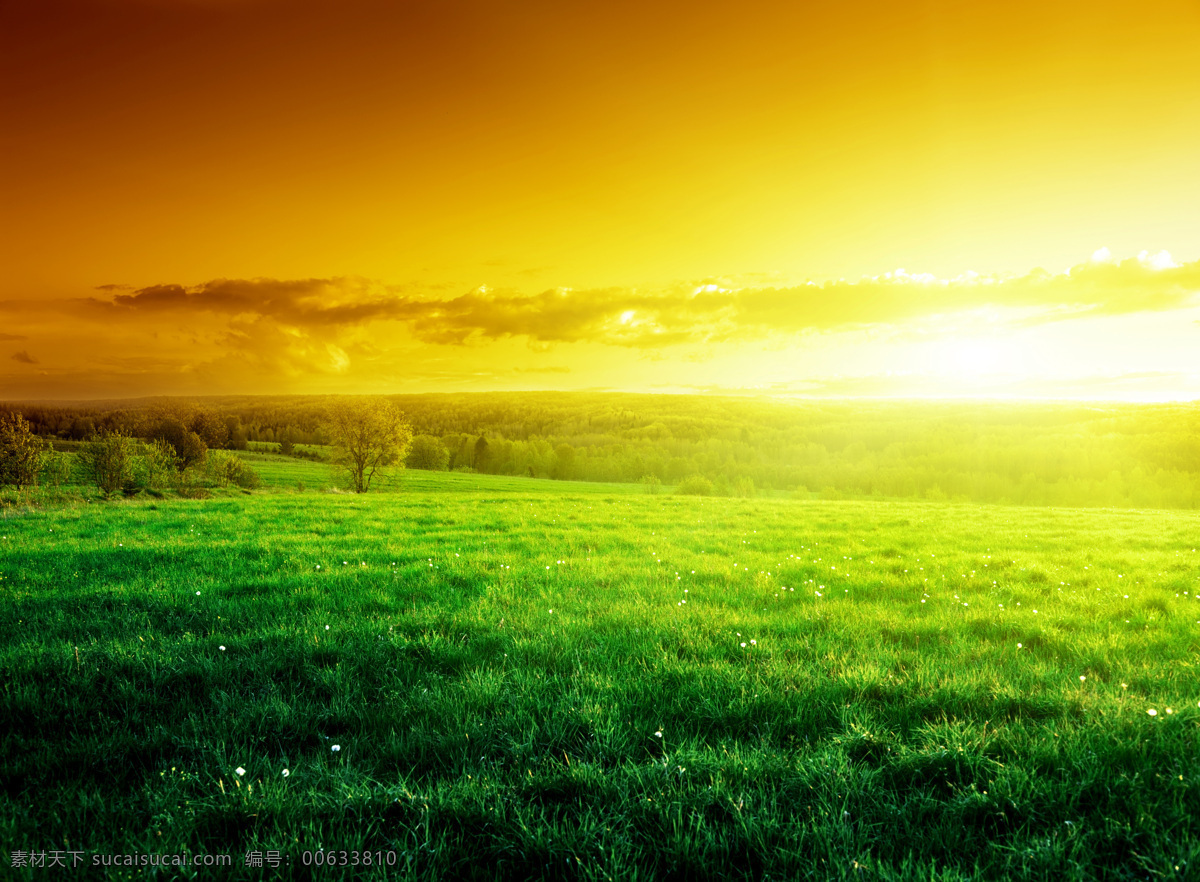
<box><xmin>78</xmin><ymin>431</ymin><xmax>137</xmax><ymax>498</ymax></box>
<box><xmin>406</xmin><ymin>434</ymin><xmax>449</xmax><ymax>471</ymax></box>
<box><xmin>224</xmin><ymin>415</ymin><xmax>248</xmax><ymax>450</ymax></box>
<box><xmin>450</xmin><ymin>436</ymin><xmax>474</xmax><ymax>470</ymax></box>
<box><xmin>68</xmin><ymin>416</ymin><xmax>95</xmax><ymax>441</ymax></box>
<box><xmin>189</xmin><ymin>409</ymin><xmax>229</xmax><ymax>450</ymax></box>
<box><xmin>41</xmin><ymin>450</ymin><xmax>73</xmax><ymax>489</ymax></box>
<box><xmin>136</xmin><ymin>439</ymin><xmax>178</xmax><ymax>491</ymax></box>
<box><xmin>149</xmin><ymin>417</ymin><xmax>207</xmax><ymax>470</ymax></box>
<box><xmin>551</xmin><ymin>443</ymin><xmax>575</xmax><ymax>480</ymax></box>
<box><xmin>675</xmin><ymin>474</ymin><xmax>713</xmax><ymax>496</ymax></box>
<box><xmin>473</xmin><ymin>436</ymin><xmax>490</xmax><ymax>472</ymax></box>
<box><xmin>0</xmin><ymin>411</ymin><xmax>45</xmax><ymax>489</ymax></box>
<box><xmin>324</xmin><ymin>396</ymin><xmax>413</xmax><ymax>493</ymax></box>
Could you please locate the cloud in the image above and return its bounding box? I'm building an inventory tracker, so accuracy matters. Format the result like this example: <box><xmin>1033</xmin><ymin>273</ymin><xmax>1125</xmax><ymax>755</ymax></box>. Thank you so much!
<box><xmin>2</xmin><ymin>251</ymin><xmax>1197</xmax><ymax>400</ymax></box>
<box><xmin>87</xmin><ymin>253</ymin><xmax>1200</xmax><ymax>352</ymax></box>
<box><xmin>1137</xmin><ymin>249</ymin><xmax>1178</xmax><ymax>271</ymax></box>
<box><xmin>0</xmin><ymin>333</ymin><xmax>27</xmax><ymax>341</ymax></box>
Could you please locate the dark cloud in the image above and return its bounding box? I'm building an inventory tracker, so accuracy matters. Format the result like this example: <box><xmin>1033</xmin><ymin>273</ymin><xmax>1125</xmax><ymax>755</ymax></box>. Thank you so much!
<box><xmin>0</xmin><ymin>333</ymin><xmax>27</xmax><ymax>341</ymax></box>
<box><xmin>11</xmin><ymin>350</ymin><xmax>38</xmax><ymax>364</ymax></box>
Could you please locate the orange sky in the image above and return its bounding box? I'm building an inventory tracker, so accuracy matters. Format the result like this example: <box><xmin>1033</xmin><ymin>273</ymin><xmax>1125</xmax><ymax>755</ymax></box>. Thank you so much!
<box><xmin>2</xmin><ymin>0</ymin><xmax>1199</xmax><ymax>400</ymax></box>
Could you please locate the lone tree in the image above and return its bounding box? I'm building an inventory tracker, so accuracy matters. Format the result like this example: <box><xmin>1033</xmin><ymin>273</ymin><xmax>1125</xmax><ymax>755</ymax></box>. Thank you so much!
<box><xmin>324</xmin><ymin>396</ymin><xmax>412</xmax><ymax>493</ymax></box>
<box><xmin>0</xmin><ymin>411</ymin><xmax>45</xmax><ymax>489</ymax></box>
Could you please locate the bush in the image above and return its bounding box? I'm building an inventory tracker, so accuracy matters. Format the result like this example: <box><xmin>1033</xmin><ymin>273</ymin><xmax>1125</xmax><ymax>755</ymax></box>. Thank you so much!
<box><xmin>136</xmin><ymin>440</ymin><xmax>178</xmax><ymax>491</ymax></box>
<box><xmin>78</xmin><ymin>432</ymin><xmax>137</xmax><ymax>498</ymax></box>
<box><xmin>175</xmin><ymin>485</ymin><xmax>211</xmax><ymax>500</ymax></box>
<box><xmin>407</xmin><ymin>434</ymin><xmax>450</xmax><ymax>471</ymax></box>
<box><xmin>204</xmin><ymin>451</ymin><xmax>262</xmax><ymax>489</ymax></box>
<box><xmin>172</xmin><ymin>469</ymin><xmax>211</xmax><ymax>499</ymax></box>
<box><xmin>149</xmin><ymin>418</ymin><xmax>207</xmax><ymax>470</ymax></box>
<box><xmin>674</xmin><ymin>474</ymin><xmax>713</xmax><ymax>496</ymax></box>
<box><xmin>0</xmin><ymin>411</ymin><xmax>45</xmax><ymax>489</ymax></box>
<box><xmin>40</xmin><ymin>450</ymin><xmax>73</xmax><ymax>488</ymax></box>
<box><xmin>639</xmin><ymin>474</ymin><xmax>662</xmax><ymax>495</ymax></box>
<box><xmin>232</xmin><ymin>460</ymin><xmax>262</xmax><ymax>490</ymax></box>
<box><xmin>734</xmin><ymin>476</ymin><xmax>756</xmax><ymax>498</ymax></box>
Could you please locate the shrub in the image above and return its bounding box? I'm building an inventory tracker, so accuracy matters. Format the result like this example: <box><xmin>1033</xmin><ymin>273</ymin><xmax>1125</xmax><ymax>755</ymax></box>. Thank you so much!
<box><xmin>232</xmin><ymin>460</ymin><xmax>262</xmax><ymax>490</ymax></box>
<box><xmin>149</xmin><ymin>418</ymin><xmax>207</xmax><ymax>470</ymax></box>
<box><xmin>406</xmin><ymin>434</ymin><xmax>450</xmax><ymax>471</ymax></box>
<box><xmin>78</xmin><ymin>432</ymin><xmax>137</xmax><ymax>498</ymax></box>
<box><xmin>40</xmin><ymin>450</ymin><xmax>73</xmax><ymax>488</ymax></box>
<box><xmin>639</xmin><ymin>474</ymin><xmax>662</xmax><ymax>495</ymax></box>
<box><xmin>172</xmin><ymin>469</ymin><xmax>211</xmax><ymax>499</ymax></box>
<box><xmin>0</xmin><ymin>411</ymin><xmax>45</xmax><ymax>489</ymax></box>
<box><xmin>136</xmin><ymin>439</ymin><xmax>178</xmax><ymax>491</ymax></box>
<box><xmin>674</xmin><ymin>474</ymin><xmax>713</xmax><ymax>496</ymax></box>
<box><xmin>204</xmin><ymin>451</ymin><xmax>262</xmax><ymax>489</ymax></box>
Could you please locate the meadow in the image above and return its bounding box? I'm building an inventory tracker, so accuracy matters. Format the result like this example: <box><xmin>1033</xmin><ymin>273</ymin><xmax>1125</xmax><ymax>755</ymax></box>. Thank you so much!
<box><xmin>2</xmin><ymin>455</ymin><xmax>1199</xmax><ymax>879</ymax></box>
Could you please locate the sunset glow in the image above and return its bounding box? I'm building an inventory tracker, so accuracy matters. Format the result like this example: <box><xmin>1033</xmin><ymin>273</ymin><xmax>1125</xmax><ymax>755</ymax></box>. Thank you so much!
<box><xmin>2</xmin><ymin>0</ymin><xmax>1199</xmax><ymax>400</ymax></box>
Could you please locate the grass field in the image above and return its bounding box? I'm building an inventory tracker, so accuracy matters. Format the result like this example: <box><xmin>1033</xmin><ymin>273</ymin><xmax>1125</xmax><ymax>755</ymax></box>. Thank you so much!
<box><xmin>3</xmin><ymin>456</ymin><xmax>1199</xmax><ymax>879</ymax></box>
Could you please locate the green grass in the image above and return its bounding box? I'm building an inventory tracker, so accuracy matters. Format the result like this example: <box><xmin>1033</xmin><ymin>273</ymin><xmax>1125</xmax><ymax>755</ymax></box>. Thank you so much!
<box><xmin>2</xmin><ymin>458</ymin><xmax>1199</xmax><ymax>879</ymax></box>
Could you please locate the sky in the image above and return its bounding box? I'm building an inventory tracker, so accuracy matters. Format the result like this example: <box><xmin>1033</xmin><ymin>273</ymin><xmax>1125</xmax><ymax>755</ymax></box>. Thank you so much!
<box><xmin>2</xmin><ymin>0</ymin><xmax>1199</xmax><ymax>401</ymax></box>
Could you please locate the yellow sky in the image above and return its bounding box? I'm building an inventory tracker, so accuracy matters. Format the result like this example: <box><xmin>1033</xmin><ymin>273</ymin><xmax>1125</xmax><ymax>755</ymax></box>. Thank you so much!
<box><xmin>2</xmin><ymin>0</ymin><xmax>1199</xmax><ymax>400</ymax></box>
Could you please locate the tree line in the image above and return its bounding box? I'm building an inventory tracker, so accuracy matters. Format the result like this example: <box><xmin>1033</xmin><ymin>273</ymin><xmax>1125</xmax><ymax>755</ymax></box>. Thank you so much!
<box><xmin>1</xmin><ymin>397</ymin><xmax>410</xmax><ymax>498</ymax></box>
<box><xmin>4</xmin><ymin>393</ymin><xmax>1199</xmax><ymax>508</ymax></box>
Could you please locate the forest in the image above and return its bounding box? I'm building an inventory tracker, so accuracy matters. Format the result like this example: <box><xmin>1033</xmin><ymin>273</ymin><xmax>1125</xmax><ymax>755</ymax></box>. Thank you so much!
<box><xmin>5</xmin><ymin>392</ymin><xmax>1199</xmax><ymax>509</ymax></box>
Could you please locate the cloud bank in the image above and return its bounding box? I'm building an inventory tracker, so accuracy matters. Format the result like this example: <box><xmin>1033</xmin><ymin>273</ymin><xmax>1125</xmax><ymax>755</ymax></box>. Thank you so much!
<box><xmin>0</xmin><ymin>252</ymin><xmax>1196</xmax><ymax>398</ymax></box>
<box><xmin>69</xmin><ymin>251</ymin><xmax>1200</xmax><ymax>348</ymax></box>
